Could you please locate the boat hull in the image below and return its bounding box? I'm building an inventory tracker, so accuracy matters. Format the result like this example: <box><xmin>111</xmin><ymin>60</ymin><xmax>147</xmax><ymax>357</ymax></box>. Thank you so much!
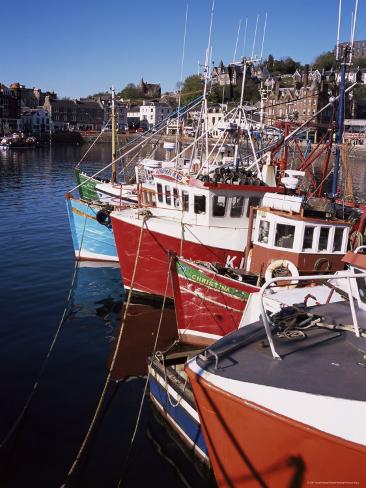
<box><xmin>172</xmin><ymin>258</ymin><xmax>259</xmax><ymax>345</ymax></box>
<box><xmin>66</xmin><ymin>196</ymin><xmax>118</xmax><ymax>262</ymax></box>
<box><xmin>75</xmin><ymin>169</ymin><xmax>101</xmax><ymax>201</ymax></box>
<box><xmin>111</xmin><ymin>215</ymin><xmax>246</xmax><ymax>299</ymax></box>
<box><xmin>187</xmin><ymin>366</ymin><xmax>366</xmax><ymax>488</ymax></box>
<box><xmin>148</xmin><ymin>360</ymin><xmax>209</xmax><ymax>466</ymax></box>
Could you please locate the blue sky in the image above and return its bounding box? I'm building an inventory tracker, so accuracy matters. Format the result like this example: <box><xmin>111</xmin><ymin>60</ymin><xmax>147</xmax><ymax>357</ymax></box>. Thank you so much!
<box><xmin>2</xmin><ymin>0</ymin><xmax>365</xmax><ymax>98</ymax></box>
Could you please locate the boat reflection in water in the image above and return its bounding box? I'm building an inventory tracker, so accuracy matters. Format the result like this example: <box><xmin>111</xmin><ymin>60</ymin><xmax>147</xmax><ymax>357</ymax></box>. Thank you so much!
<box><xmin>70</xmin><ymin>261</ymin><xmax>124</xmax><ymax>322</ymax></box>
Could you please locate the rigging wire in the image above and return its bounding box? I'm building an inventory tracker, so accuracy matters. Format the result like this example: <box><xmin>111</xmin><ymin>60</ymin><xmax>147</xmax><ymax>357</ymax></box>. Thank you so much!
<box><xmin>60</xmin><ymin>214</ymin><xmax>148</xmax><ymax>487</ymax></box>
<box><xmin>76</xmin><ymin>118</ymin><xmax>111</xmax><ymax>168</ymax></box>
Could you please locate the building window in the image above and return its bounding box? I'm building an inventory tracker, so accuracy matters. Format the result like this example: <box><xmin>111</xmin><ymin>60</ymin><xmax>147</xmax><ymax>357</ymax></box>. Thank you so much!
<box><xmin>212</xmin><ymin>195</ymin><xmax>227</xmax><ymax>217</ymax></box>
<box><xmin>157</xmin><ymin>183</ymin><xmax>163</xmax><ymax>202</ymax></box>
<box><xmin>230</xmin><ymin>196</ymin><xmax>245</xmax><ymax>217</ymax></box>
<box><xmin>302</xmin><ymin>226</ymin><xmax>314</xmax><ymax>250</ymax></box>
<box><xmin>258</xmin><ymin>220</ymin><xmax>270</xmax><ymax>244</ymax></box>
<box><xmin>275</xmin><ymin>223</ymin><xmax>295</xmax><ymax>249</ymax></box>
<box><xmin>181</xmin><ymin>191</ymin><xmax>189</xmax><ymax>211</ymax></box>
<box><xmin>194</xmin><ymin>195</ymin><xmax>206</xmax><ymax>214</ymax></box>
<box><xmin>333</xmin><ymin>227</ymin><xmax>344</xmax><ymax>252</ymax></box>
<box><xmin>165</xmin><ymin>185</ymin><xmax>171</xmax><ymax>205</ymax></box>
<box><xmin>319</xmin><ymin>227</ymin><xmax>330</xmax><ymax>251</ymax></box>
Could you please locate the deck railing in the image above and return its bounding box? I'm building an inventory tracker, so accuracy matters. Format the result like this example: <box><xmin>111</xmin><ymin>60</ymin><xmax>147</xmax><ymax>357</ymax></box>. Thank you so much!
<box><xmin>259</xmin><ymin>271</ymin><xmax>366</xmax><ymax>359</ymax></box>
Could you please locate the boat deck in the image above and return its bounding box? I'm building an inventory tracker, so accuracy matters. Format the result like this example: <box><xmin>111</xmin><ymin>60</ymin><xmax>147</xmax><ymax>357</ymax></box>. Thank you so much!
<box><xmin>196</xmin><ymin>301</ymin><xmax>366</xmax><ymax>402</ymax></box>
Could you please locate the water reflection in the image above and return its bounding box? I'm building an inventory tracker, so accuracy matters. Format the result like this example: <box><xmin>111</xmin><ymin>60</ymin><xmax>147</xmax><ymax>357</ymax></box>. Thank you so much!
<box><xmin>70</xmin><ymin>261</ymin><xmax>124</xmax><ymax>320</ymax></box>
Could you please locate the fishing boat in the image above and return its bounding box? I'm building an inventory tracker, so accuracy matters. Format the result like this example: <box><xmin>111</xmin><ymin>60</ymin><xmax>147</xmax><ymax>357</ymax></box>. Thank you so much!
<box><xmin>65</xmin><ymin>87</ymin><xmax>125</xmax><ymax>261</ymax></box>
<box><xmin>110</xmin><ymin>160</ymin><xmax>281</xmax><ymax>296</ymax></box>
<box><xmin>66</xmin><ymin>90</ymin><xmax>204</xmax><ymax>262</ymax></box>
<box><xmin>171</xmin><ymin>190</ymin><xmax>363</xmax><ymax>345</ymax></box>
<box><xmin>185</xmin><ymin>248</ymin><xmax>366</xmax><ymax>487</ymax></box>
<box><xmin>147</xmin><ymin>251</ymin><xmax>352</xmax><ymax>473</ymax></box>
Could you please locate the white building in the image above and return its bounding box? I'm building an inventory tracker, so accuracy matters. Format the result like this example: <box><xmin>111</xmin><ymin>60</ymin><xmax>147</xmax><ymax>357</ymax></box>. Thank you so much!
<box><xmin>127</xmin><ymin>105</ymin><xmax>140</xmax><ymax>129</ymax></box>
<box><xmin>139</xmin><ymin>101</ymin><xmax>171</xmax><ymax>130</ymax></box>
<box><xmin>21</xmin><ymin>107</ymin><xmax>50</xmax><ymax>134</ymax></box>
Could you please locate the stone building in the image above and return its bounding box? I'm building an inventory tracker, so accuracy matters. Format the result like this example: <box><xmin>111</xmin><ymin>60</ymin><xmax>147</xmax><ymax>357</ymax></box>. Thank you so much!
<box><xmin>44</xmin><ymin>97</ymin><xmax>104</xmax><ymax>131</ymax></box>
<box><xmin>138</xmin><ymin>78</ymin><xmax>161</xmax><ymax>99</ymax></box>
<box><xmin>0</xmin><ymin>83</ymin><xmax>21</xmax><ymax>133</ymax></box>
<box><xmin>10</xmin><ymin>83</ymin><xmax>56</xmax><ymax>109</ymax></box>
<box><xmin>92</xmin><ymin>94</ymin><xmax>128</xmax><ymax>131</ymax></box>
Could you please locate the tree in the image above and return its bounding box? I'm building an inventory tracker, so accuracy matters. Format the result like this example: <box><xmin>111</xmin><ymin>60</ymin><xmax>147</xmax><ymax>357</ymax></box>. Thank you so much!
<box><xmin>181</xmin><ymin>75</ymin><xmax>204</xmax><ymax>104</ymax></box>
<box><xmin>313</xmin><ymin>51</ymin><xmax>337</xmax><ymax>70</ymax></box>
<box><xmin>267</xmin><ymin>54</ymin><xmax>274</xmax><ymax>71</ymax></box>
<box><xmin>119</xmin><ymin>83</ymin><xmax>141</xmax><ymax>100</ymax></box>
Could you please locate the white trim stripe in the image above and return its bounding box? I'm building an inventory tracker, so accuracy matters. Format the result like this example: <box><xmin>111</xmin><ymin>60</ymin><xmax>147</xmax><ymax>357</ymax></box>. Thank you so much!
<box><xmin>188</xmin><ymin>358</ymin><xmax>366</xmax><ymax>446</ymax></box>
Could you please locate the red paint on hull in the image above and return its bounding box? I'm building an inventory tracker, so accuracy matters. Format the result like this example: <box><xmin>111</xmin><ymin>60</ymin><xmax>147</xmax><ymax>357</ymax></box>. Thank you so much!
<box><xmin>186</xmin><ymin>369</ymin><xmax>366</xmax><ymax>488</ymax></box>
<box><xmin>172</xmin><ymin>259</ymin><xmax>258</xmax><ymax>344</ymax></box>
<box><xmin>111</xmin><ymin>216</ymin><xmax>245</xmax><ymax>298</ymax></box>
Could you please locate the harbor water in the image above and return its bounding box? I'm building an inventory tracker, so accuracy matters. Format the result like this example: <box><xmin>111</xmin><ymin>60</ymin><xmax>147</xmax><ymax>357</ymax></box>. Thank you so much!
<box><xmin>0</xmin><ymin>144</ymin><xmax>215</xmax><ymax>488</ymax></box>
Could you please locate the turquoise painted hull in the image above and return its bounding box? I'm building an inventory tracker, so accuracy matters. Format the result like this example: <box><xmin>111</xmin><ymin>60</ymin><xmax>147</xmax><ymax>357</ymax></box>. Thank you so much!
<box><xmin>66</xmin><ymin>196</ymin><xmax>118</xmax><ymax>262</ymax></box>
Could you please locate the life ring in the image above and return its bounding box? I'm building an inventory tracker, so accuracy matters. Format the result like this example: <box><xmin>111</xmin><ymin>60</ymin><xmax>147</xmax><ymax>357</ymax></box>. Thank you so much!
<box><xmin>264</xmin><ymin>259</ymin><xmax>299</xmax><ymax>288</ymax></box>
<box><xmin>96</xmin><ymin>209</ymin><xmax>112</xmax><ymax>227</ymax></box>
<box><xmin>314</xmin><ymin>257</ymin><xmax>331</xmax><ymax>272</ymax></box>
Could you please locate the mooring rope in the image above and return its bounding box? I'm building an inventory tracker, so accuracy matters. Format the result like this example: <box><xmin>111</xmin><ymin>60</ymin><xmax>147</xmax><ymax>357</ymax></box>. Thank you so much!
<box><xmin>116</xmin><ymin>254</ymin><xmax>173</xmax><ymax>487</ymax></box>
<box><xmin>60</xmin><ymin>214</ymin><xmax>147</xmax><ymax>487</ymax></box>
<box><xmin>0</xmin><ymin>203</ymin><xmax>90</xmax><ymax>451</ymax></box>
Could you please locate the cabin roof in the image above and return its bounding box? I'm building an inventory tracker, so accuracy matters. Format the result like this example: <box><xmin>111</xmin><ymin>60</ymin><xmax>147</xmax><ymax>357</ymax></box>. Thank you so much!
<box><xmin>258</xmin><ymin>208</ymin><xmax>350</xmax><ymax>226</ymax></box>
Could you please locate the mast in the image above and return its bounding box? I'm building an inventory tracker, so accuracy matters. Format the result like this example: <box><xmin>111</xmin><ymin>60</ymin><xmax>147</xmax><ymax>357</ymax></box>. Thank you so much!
<box><xmin>111</xmin><ymin>85</ymin><xmax>117</xmax><ymax>184</ymax></box>
<box><xmin>331</xmin><ymin>45</ymin><xmax>349</xmax><ymax>197</ymax></box>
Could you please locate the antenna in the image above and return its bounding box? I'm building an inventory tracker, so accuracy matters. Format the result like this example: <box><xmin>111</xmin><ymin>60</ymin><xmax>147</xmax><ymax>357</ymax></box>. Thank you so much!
<box><xmin>251</xmin><ymin>14</ymin><xmax>259</xmax><ymax>59</ymax></box>
<box><xmin>336</xmin><ymin>0</ymin><xmax>342</xmax><ymax>61</ymax></box>
<box><xmin>260</xmin><ymin>12</ymin><xmax>268</xmax><ymax>60</ymax></box>
<box><xmin>350</xmin><ymin>0</ymin><xmax>359</xmax><ymax>64</ymax></box>
<box><xmin>242</xmin><ymin>18</ymin><xmax>248</xmax><ymax>58</ymax></box>
<box><xmin>233</xmin><ymin>19</ymin><xmax>242</xmax><ymax>62</ymax></box>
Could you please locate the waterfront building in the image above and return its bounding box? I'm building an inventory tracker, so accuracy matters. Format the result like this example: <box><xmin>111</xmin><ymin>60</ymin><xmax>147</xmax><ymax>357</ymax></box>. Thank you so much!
<box><xmin>10</xmin><ymin>83</ymin><xmax>57</xmax><ymax>109</ymax></box>
<box><xmin>127</xmin><ymin>105</ymin><xmax>140</xmax><ymax>129</ymax></box>
<box><xmin>0</xmin><ymin>83</ymin><xmax>20</xmax><ymax>133</ymax></box>
<box><xmin>44</xmin><ymin>97</ymin><xmax>104</xmax><ymax>131</ymax></box>
<box><xmin>20</xmin><ymin>107</ymin><xmax>50</xmax><ymax>134</ymax></box>
<box><xmin>139</xmin><ymin>101</ymin><xmax>170</xmax><ymax>130</ymax></box>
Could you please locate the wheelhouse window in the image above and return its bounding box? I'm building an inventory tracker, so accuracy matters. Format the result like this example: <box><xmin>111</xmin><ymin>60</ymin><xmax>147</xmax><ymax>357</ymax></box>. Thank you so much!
<box><xmin>173</xmin><ymin>188</ymin><xmax>180</xmax><ymax>208</ymax></box>
<box><xmin>319</xmin><ymin>227</ymin><xmax>330</xmax><ymax>251</ymax></box>
<box><xmin>230</xmin><ymin>196</ymin><xmax>245</xmax><ymax>218</ymax></box>
<box><xmin>333</xmin><ymin>227</ymin><xmax>344</xmax><ymax>252</ymax></box>
<box><xmin>182</xmin><ymin>191</ymin><xmax>189</xmax><ymax>211</ymax></box>
<box><xmin>157</xmin><ymin>183</ymin><xmax>163</xmax><ymax>203</ymax></box>
<box><xmin>194</xmin><ymin>195</ymin><xmax>206</xmax><ymax>214</ymax></box>
<box><xmin>212</xmin><ymin>195</ymin><xmax>227</xmax><ymax>217</ymax></box>
<box><xmin>258</xmin><ymin>220</ymin><xmax>270</xmax><ymax>244</ymax></box>
<box><xmin>165</xmin><ymin>186</ymin><xmax>171</xmax><ymax>205</ymax></box>
<box><xmin>246</xmin><ymin>196</ymin><xmax>261</xmax><ymax>217</ymax></box>
<box><xmin>275</xmin><ymin>223</ymin><xmax>295</xmax><ymax>249</ymax></box>
<box><xmin>355</xmin><ymin>269</ymin><xmax>366</xmax><ymax>304</ymax></box>
<box><xmin>302</xmin><ymin>226</ymin><xmax>314</xmax><ymax>251</ymax></box>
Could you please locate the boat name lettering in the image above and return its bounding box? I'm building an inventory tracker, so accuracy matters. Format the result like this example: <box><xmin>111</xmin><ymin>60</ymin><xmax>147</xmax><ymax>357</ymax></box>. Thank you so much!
<box><xmin>177</xmin><ymin>264</ymin><xmax>249</xmax><ymax>300</ymax></box>
<box><xmin>155</xmin><ymin>168</ymin><xmax>188</xmax><ymax>183</ymax></box>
